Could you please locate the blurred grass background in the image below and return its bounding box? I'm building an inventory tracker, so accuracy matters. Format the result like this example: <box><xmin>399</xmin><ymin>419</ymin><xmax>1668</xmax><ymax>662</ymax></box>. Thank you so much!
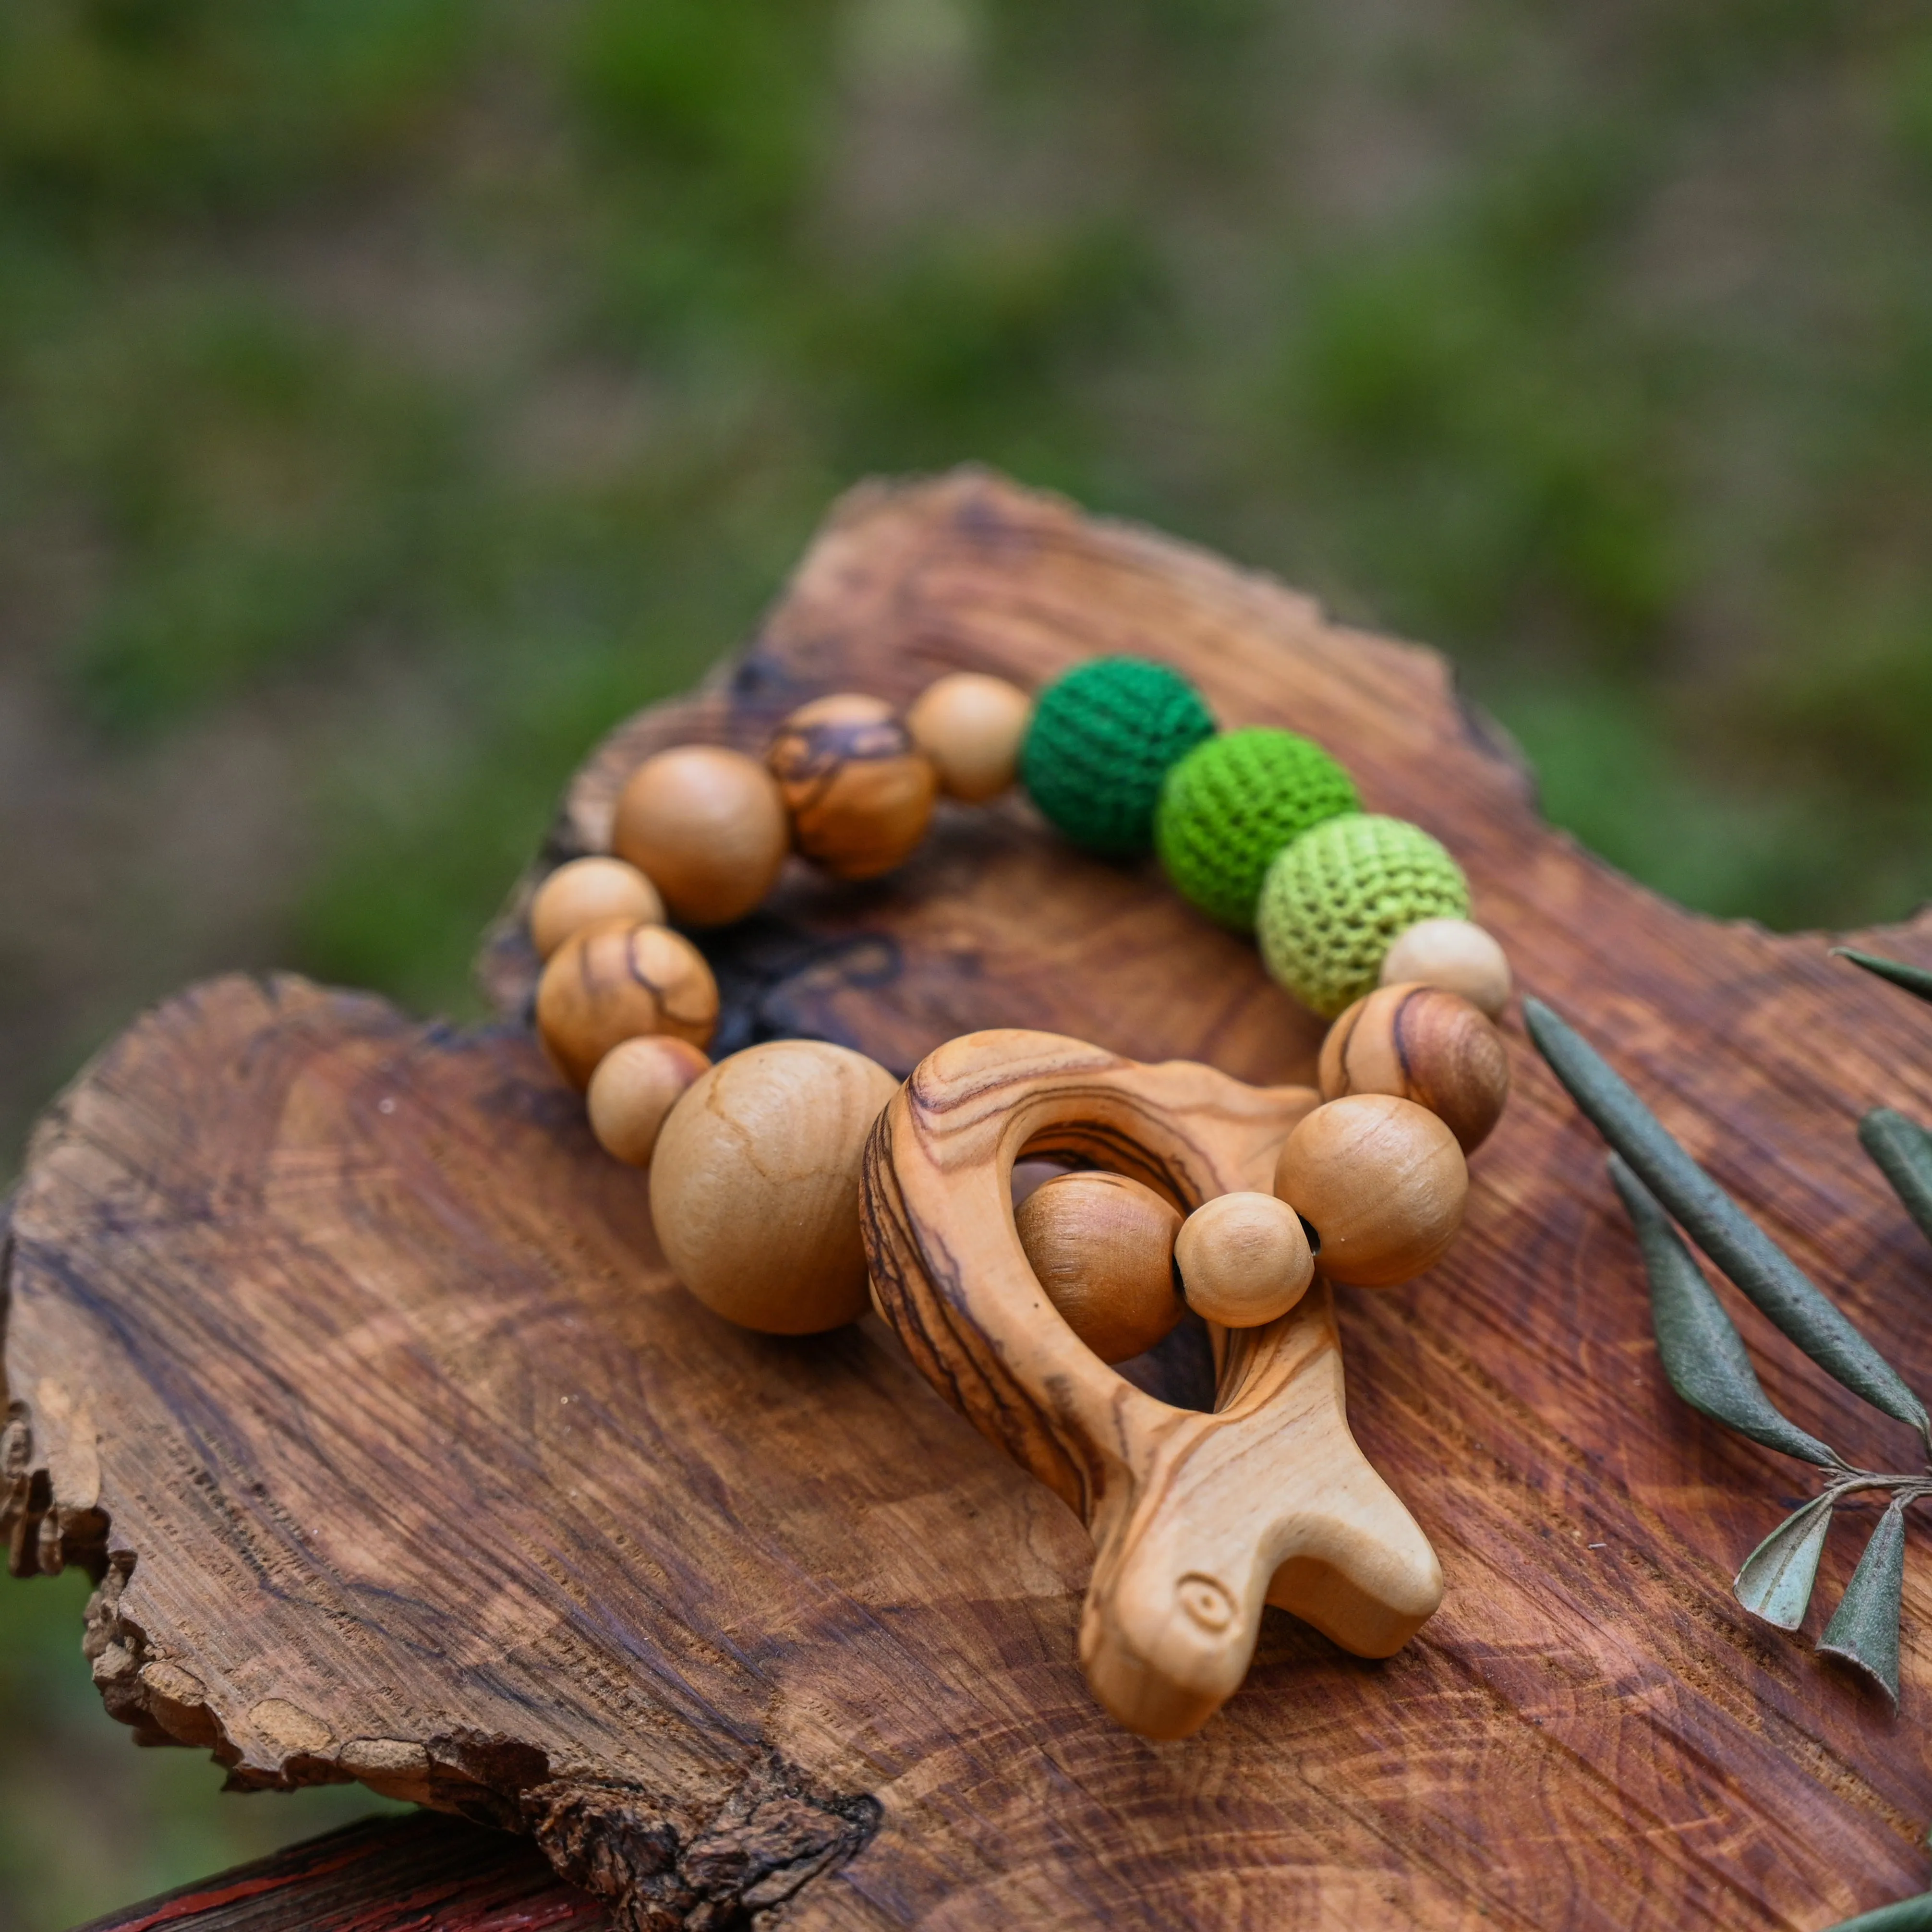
<box><xmin>2</xmin><ymin>0</ymin><xmax>1931</xmax><ymax>1922</ymax></box>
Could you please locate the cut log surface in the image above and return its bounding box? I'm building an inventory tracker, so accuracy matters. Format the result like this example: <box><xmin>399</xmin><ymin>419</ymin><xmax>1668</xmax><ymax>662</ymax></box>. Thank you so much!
<box><xmin>7</xmin><ymin>468</ymin><xmax>1932</xmax><ymax>1930</ymax></box>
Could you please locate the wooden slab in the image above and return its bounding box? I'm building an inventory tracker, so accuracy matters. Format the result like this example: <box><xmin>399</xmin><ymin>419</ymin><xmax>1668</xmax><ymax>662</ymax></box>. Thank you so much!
<box><xmin>77</xmin><ymin>1814</ymin><xmax>607</xmax><ymax>1932</ymax></box>
<box><xmin>8</xmin><ymin>469</ymin><xmax>1932</xmax><ymax>1930</ymax></box>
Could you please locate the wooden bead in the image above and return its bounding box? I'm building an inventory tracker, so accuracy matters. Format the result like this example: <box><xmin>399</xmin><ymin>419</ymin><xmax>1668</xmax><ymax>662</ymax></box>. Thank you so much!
<box><xmin>1014</xmin><ymin>1170</ymin><xmax>1183</xmax><ymax>1364</ymax></box>
<box><xmin>535</xmin><ymin>919</ymin><xmax>719</xmax><ymax>1088</ymax></box>
<box><xmin>1379</xmin><ymin>917</ymin><xmax>1511</xmax><ymax>1019</ymax></box>
<box><xmin>586</xmin><ymin>1035</ymin><xmax>711</xmax><ymax>1167</ymax></box>
<box><xmin>768</xmin><ymin>693</ymin><xmax>938</xmax><ymax>879</ymax></box>
<box><xmin>612</xmin><ymin>746</ymin><xmax>789</xmax><ymax>927</ymax></box>
<box><xmin>905</xmin><ymin>672</ymin><xmax>1033</xmax><ymax>802</ymax></box>
<box><xmin>1173</xmin><ymin>1192</ymin><xmax>1314</xmax><ymax>1328</ymax></box>
<box><xmin>1319</xmin><ymin>981</ymin><xmax>1510</xmax><ymax>1153</ymax></box>
<box><xmin>1272</xmin><ymin>1094</ymin><xmax>1467</xmax><ymax>1288</ymax></box>
<box><xmin>529</xmin><ymin>857</ymin><xmax>664</xmax><ymax>961</ymax></box>
<box><xmin>649</xmin><ymin>1041</ymin><xmax>901</xmax><ymax>1334</ymax></box>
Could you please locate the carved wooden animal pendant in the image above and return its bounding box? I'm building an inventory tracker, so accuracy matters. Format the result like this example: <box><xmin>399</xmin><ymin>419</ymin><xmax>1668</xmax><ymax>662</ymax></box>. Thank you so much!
<box><xmin>863</xmin><ymin>1029</ymin><xmax>1444</xmax><ymax>1741</ymax></box>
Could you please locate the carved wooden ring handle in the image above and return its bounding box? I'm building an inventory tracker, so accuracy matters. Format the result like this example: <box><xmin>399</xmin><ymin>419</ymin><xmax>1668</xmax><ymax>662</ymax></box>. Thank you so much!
<box><xmin>862</xmin><ymin>1028</ymin><xmax>1443</xmax><ymax>1739</ymax></box>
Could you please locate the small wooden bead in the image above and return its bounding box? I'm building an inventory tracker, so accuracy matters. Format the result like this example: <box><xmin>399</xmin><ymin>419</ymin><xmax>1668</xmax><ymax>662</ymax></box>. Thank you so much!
<box><xmin>1272</xmin><ymin>1094</ymin><xmax>1467</xmax><ymax>1288</ymax></box>
<box><xmin>768</xmin><ymin>693</ymin><xmax>938</xmax><ymax>879</ymax></box>
<box><xmin>1319</xmin><ymin>981</ymin><xmax>1510</xmax><ymax>1154</ymax></box>
<box><xmin>650</xmin><ymin>1041</ymin><xmax>901</xmax><ymax>1334</ymax></box>
<box><xmin>529</xmin><ymin>857</ymin><xmax>665</xmax><ymax>961</ymax></box>
<box><xmin>1173</xmin><ymin>1192</ymin><xmax>1314</xmax><ymax>1329</ymax></box>
<box><xmin>1014</xmin><ymin>1170</ymin><xmax>1183</xmax><ymax>1364</ymax></box>
<box><xmin>535</xmin><ymin>918</ymin><xmax>719</xmax><ymax>1088</ymax></box>
<box><xmin>905</xmin><ymin>672</ymin><xmax>1034</xmax><ymax>803</ymax></box>
<box><xmin>1379</xmin><ymin>917</ymin><xmax>1511</xmax><ymax>1019</ymax></box>
<box><xmin>586</xmin><ymin>1035</ymin><xmax>711</xmax><ymax>1167</ymax></box>
<box><xmin>612</xmin><ymin>746</ymin><xmax>789</xmax><ymax>927</ymax></box>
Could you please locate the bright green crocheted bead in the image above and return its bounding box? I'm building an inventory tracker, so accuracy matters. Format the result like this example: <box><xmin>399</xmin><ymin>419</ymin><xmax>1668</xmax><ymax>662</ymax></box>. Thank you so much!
<box><xmin>1155</xmin><ymin>728</ymin><xmax>1361</xmax><ymax>930</ymax></box>
<box><xmin>1257</xmin><ymin>814</ymin><xmax>1471</xmax><ymax>1018</ymax></box>
<box><xmin>1020</xmin><ymin>657</ymin><xmax>1216</xmax><ymax>855</ymax></box>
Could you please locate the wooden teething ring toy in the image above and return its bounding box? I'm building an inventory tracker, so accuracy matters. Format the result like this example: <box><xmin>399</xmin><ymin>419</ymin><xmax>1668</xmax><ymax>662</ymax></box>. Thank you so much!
<box><xmin>862</xmin><ymin>1028</ymin><xmax>1443</xmax><ymax>1741</ymax></box>
<box><xmin>528</xmin><ymin>654</ymin><xmax>1510</xmax><ymax>1739</ymax></box>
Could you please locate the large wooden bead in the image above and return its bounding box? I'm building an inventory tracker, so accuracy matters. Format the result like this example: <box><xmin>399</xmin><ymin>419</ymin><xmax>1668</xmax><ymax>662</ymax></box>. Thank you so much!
<box><xmin>1272</xmin><ymin>1094</ymin><xmax>1467</xmax><ymax>1288</ymax></box>
<box><xmin>1319</xmin><ymin>981</ymin><xmax>1510</xmax><ymax>1153</ymax></box>
<box><xmin>612</xmin><ymin>746</ymin><xmax>789</xmax><ymax>926</ymax></box>
<box><xmin>650</xmin><ymin>1041</ymin><xmax>901</xmax><ymax>1334</ymax></box>
<box><xmin>768</xmin><ymin>694</ymin><xmax>938</xmax><ymax>879</ymax></box>
<box><xmin>529</xmin><ymin>856</ymin><xmax>664</xmax><ymax>961</ymax></box>
<box><xmin>1173</xmin><ymin>1191</ymin><xmax>1314</xmax><ymax>1328</ymax></box>
<box><xmin>1379</xmin><ymin>917</ymin><xmax>1512</xmax><ymax>1019</ymax></box>
<box><xmin>535</xmin><ymin>919</ymin><xmax>719</xmax><ymax>1088</ymax></box>
<box><xmin>1014</xmin><ymin>1170</ymin><xmax>1183</xmax><ymax>1364</ymax></box>
<box><xmin>587</xmin><ymin>1035</ymin><xmax>711</xmax><ymax>1167</ymax></box>
<box><xmin>905</xmin><ymin>672</ymin><xmax>1033</xmax><ymax>802</ymax></box>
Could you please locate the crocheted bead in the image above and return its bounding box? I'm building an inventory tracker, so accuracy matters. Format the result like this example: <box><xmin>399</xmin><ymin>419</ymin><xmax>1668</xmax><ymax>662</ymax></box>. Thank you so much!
<box><xmin>1257</xmin><ymin>815</ymin><xmax>1471</xmax><ymax>1018</ymax></box>
<box><xmin>1155</xmin><ymin>728</ymin><xmax>1360</xmax><ymax>930</ymax></box>
<box><xmin>1020</xmin><ymin>657</ymin><xmax>1216</xmax><ymax>855</ymax></box>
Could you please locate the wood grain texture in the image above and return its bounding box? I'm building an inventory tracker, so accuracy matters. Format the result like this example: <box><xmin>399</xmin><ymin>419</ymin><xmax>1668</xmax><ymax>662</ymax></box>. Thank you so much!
<box><xmin>76</xmin><ymin>1814</ymin><xmax>607</xmax><ymax>1932</ymax></box>
<box><xmin>7</xmin><ymin>467</ymin><xmax>1932</xmax><ymax>1927</ymax></box>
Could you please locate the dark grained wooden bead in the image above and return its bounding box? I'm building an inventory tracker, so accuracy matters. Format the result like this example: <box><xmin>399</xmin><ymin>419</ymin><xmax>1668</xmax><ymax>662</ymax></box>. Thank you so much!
<box><xmin>535</xmin><ymin>918</ymin><xmax>719</xmax><ymax>1088</ymax></box>
<box><xmin>1318</xmin><ymin>981</ymin><xmax>1510</xmax><ymax>1153</ymax></box>
<box><xmin>768</xmin><ymin>693</ymin><xmax>938</xmax><ymax>879</ymax></box>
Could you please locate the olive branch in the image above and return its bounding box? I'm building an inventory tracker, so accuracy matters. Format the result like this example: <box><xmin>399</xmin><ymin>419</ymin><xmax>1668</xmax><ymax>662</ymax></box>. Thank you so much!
<box><xmin>1525</xmin><ymin>947</ymin><xmax>1932</xmax><ymax>1709</ymax></box>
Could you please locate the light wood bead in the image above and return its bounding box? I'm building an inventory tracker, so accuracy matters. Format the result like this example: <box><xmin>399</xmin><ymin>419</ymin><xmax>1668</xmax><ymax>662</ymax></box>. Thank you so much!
<box><xmin>1379</xmin><ymin>917</ymin><xmax>1512</xmax><ymax>1019</ymax></box>
<box><xmin>1272</xmin><ymin>1094</ymin><xmax>1467</xmax><ymax>1288</ymax></box>
<box><xmin>905</xmin><ymin>672</ymin><xmax>1034</xmax><ymax>802</ymax></box>
<box><xmin>535</xmin><ymin>918</ymin><xmax>719</xmax><ymax>1088</ymax></box>
<box><xmin>650</xmin><ymin>1041</ymin><xmax>901</xmax><ymax>1334</ymax></box>
<box><xmin>586</xmin><ymin>1036</ymin><xmax>711</xmax><ymax>1167</ymax></box>
<box><xmin>1173</xmin><ymin>1192</ymin><xmax>1314</xmax><ymax>1329</ymax></box>
<box><xmin>611</xmin><ymin>746</ymin><xmax>789</xmax><ymax>927</ymax></box>
<box><xmin>529</xmin><ymin>857</ymin><xmax>665</xmax><ymax>961</ymax></box>
<box><xmin>1014</xmin><ymin>1171</ymin><xmax>1183</xmax><ymax>1364</ymax></box>
<box><xmin>768</xmin><ymin>693</ymin><xmax>938</xmax><ymax>879</ymax></box>
<box><xmin>1319</xmin><ymin>981</ymin><xmax>1510</xmax><ymax>1154</ymax></box>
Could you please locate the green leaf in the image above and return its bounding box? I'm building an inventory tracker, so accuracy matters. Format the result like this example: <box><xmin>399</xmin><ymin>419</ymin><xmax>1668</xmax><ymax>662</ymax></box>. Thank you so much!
<box><xmin>1818</xmin><ymin>1889</ymin><xmax>1932</xmax><ymax>1931</ymax></box>
<box><xmin>1525</xmin><ymin>998</ymin><xmax>1930</xmax><ymax>1438</ymax></box>
<box><xmin>1860</xmin><ymin>1108</ymin><xmax>1932</xmax><ymax>1249</ymax></box>
<box><xmin>1818</xmin><ymin>1496</ymin><xmax>1909</xmax><ymax>1707</ymax></box>
<box><xmin>1733</xmin><ymin>1492</ymin><xmax>1836</xmax><ymax>1630</ymax></box>
<box><xmin>1833</xmin><ymin>947</ymin><xmax>1932</xmax><ymax>1007</ymax></box>
<box><xmin>1610</xmin><ymin>1156</ymin><xmax>1840</xmax><ymax>1468</ymax></box>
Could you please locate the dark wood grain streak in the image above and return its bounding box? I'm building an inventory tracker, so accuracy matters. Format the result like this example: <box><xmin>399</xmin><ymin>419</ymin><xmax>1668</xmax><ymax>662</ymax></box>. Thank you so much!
<box><xmin>5</xmin><ymin>468</ymin><xmax>1932</xmax><ymax>1925</ymax></box>
<box><xmin>76</xmin><ymin>1814</ymin><xmax>608</xmax><ymax>1932</ymax></box>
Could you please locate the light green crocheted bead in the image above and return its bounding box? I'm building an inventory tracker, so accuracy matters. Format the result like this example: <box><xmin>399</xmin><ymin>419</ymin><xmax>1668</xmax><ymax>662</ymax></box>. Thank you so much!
<box><xmin>1256</xmin><ymin>814</ymin><xmax>1470</xmax><ymax>1017</ymax></box>
<box><xmin>1155</xmin><ymin>728</ymin><xmax>1360</xmax><ymax>930</ymax></box>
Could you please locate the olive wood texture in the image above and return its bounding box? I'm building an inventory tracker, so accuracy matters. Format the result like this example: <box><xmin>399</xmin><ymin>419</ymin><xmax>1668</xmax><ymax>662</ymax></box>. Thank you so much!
<box><xmin>8</xmin><ymin>467</ymin><xmax>1932</xmax><ymax>1929</ymax></box>
<box><xmin>863</xmin><ymin>1029</ymin><xmax>1441</xmax><ymax>1739</ymax></box>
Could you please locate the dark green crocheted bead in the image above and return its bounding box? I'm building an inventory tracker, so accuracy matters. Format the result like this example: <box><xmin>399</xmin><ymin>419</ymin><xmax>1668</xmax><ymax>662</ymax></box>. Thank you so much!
<box><xmin>1020</xmin><ymin>657</ymin><xmax>1216</xmax><ymax>855</ymax></box>
<box><xmin>1155</xmin><ymin>728</ymin><xmax>1361</xmax><ymax>930</ymax></box>
<box><xmin>1257</xmin><ymin>814</ymin><xmax>1470</xmax><ymax>1017</ymax></box>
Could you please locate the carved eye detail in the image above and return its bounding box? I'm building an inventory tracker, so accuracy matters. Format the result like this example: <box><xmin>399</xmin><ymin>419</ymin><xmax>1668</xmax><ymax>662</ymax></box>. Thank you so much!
<box><xmin>1177</xmin><ymin>1573</ymin><xmax>1235</xmax><ymax>1634</ymax></box>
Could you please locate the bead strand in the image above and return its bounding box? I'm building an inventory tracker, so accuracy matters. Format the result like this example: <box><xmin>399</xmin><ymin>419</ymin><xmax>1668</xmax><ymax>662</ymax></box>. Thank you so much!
<box><xmin>527</xmin><ymin>653</ymin><xmax>1516</xmax><ymax>1338</ymax></box>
